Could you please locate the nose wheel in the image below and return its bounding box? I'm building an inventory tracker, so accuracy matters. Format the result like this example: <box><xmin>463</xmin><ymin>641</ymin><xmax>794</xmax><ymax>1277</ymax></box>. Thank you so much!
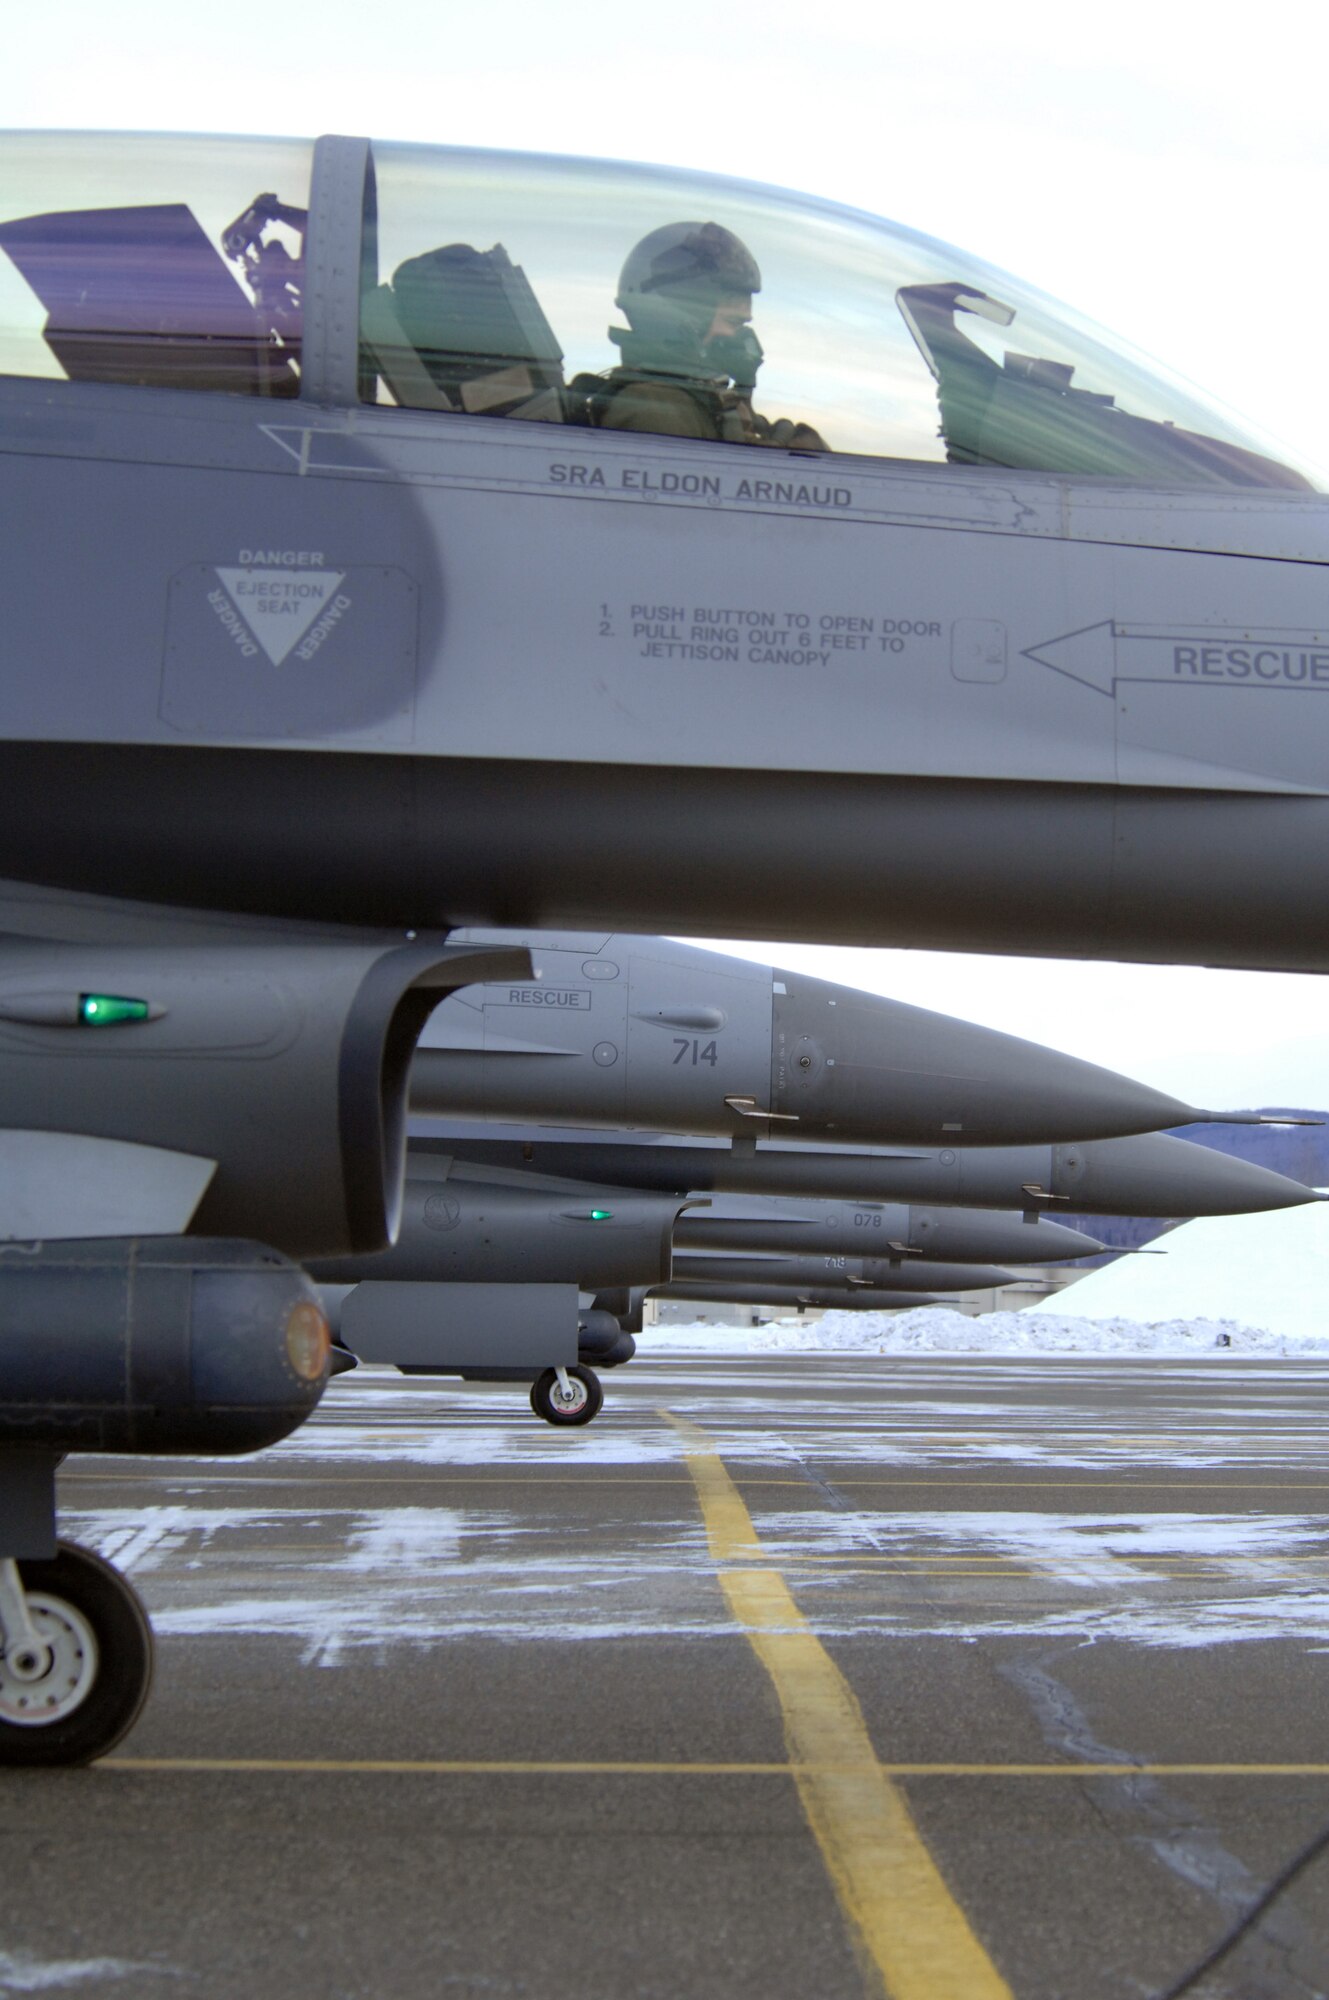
<box><xmin>0</xmin><ymin>1543</ymin><xmax>153</xmax><ymax>1766</ymax></box>
<box><xmin>530</xmin><ymin>1364</ymin><xmax>604</xmax><ymax>1427</ymax></box>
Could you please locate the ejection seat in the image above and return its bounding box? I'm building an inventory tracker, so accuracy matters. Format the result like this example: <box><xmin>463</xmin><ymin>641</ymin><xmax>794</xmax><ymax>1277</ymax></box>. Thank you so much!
<box><xmin>0</xmin><ymin>200</ymin><xmax>302</xmax><ymax>397</ymax></box>
<box><xmin>360</xmin><ymin>242</ymin><xmax>567</xmax><ymax>420</ymax></box>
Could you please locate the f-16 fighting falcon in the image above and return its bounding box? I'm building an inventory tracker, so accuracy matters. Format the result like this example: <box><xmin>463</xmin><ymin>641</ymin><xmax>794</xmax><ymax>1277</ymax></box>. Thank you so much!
<box><xmin>312</xmin><ymin>1151</ymin><xmax>1102</xmax><ymax>1420</ymax></box>
<box><xmin>4</xmin><ymin>128</ymin><xmax>1329</xmax><ymax>1759</ymax></box>
<box><xmin>428</xmin><ymin>1123</ymin><xmax>1321</xmax><ymax>1221</ymax></box>
<box><xmin>410</xmin><ymin>932</ymin><xmax>1254</xmax><ymax>1147</ymax></box>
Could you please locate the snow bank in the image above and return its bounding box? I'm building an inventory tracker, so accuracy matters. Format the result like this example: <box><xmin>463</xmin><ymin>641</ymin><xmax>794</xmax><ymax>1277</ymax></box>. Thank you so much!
<box><xmin>1026</xmin><ymin>1194</ymin><xmax>1329</xmax><ymax>1339</ymax></box>
<box><xmin>638</xmin><ymin>1307</ymin><xmax>1329</xmax><ymax>1357</ymax></box>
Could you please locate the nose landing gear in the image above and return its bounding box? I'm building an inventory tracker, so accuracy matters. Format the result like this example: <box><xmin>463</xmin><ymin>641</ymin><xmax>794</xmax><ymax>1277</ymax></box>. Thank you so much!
<box><xmin>530</xmin><ymin>1363</ymin><xmax>604</xmax><ymax>1427</ymax></box>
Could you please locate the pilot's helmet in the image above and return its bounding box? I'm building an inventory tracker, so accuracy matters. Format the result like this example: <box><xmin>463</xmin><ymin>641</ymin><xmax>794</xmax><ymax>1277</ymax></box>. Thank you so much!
<box><xmin>613</xmin><ymin>221</ymin><xmax>762</xmax><ymax>380</ymax></box>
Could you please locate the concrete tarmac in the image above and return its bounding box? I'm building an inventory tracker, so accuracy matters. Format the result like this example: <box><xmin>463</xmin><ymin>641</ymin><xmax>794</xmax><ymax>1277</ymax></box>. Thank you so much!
<box><xmin>4</xmin><ymin>1355</ymin><xmax>1329</xmax><ymax>1998</ymax></box>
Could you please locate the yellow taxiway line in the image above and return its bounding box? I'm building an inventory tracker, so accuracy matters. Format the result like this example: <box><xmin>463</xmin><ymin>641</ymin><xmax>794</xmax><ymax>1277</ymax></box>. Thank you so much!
<box><xmin>105</xmin><ymin>1757</ymin><xmax>1329</xmax><ymax>1778</ymax></box>
<box><xmin>663</xmin><ymin>1410</ymin><xmax>1013</xmax><ymax>2000</ymax></box>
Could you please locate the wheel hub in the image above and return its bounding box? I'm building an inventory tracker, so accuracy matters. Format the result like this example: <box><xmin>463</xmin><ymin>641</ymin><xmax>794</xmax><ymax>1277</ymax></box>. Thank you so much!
<box><xmin>0</xmin><ymin>1594</ymin><xmax>99</xmax><ymax>1727</ymax></box>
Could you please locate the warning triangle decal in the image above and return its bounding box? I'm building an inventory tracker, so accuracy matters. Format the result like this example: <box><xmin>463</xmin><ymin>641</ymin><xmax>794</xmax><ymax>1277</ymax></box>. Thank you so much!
<box><xmin>215</xmin><ymin>568</ymin><xmax>346</xmax><ymax>666</ymax></box>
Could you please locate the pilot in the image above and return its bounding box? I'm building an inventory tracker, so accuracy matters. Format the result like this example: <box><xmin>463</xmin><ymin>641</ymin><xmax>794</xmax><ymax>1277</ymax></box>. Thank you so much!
<box><xmin>588</xmin><ymin>221</ymin><xmax>826</xmax><ymax>449</ymax></box>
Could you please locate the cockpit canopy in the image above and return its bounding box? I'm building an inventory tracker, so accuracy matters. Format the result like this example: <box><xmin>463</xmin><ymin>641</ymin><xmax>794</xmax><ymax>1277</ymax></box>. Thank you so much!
<box><xmin>0</xmin><ymin>135</ymin><xmax>310</xmax><ymax>397</ymax></box>
<box><xmin>0</xmin><ymin>131</ymin><xmax>1316</xmax><ymax>491</ymax></box>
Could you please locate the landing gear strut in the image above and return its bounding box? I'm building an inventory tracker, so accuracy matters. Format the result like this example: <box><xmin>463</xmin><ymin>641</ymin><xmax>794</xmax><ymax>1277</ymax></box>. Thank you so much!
<box><xmin>530</xmin><ymin>1363</ymin><xmax>603</xmax><ymax>1427</ymax></box>
<box><xmin>0</xmin><ymin>1543</ymin><xmax>153</xmax><ymax>1766</ymax></box>
<box><xmin>0</xmin><ymin>1241</ymin><xmax>330</xmax><ymax>1764</ymax></box>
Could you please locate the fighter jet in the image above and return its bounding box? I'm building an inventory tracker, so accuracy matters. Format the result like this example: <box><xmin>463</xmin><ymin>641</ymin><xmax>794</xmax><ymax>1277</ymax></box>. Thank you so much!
<box><xmin>411</xmin><ymin>932</ymin><xmax>1249</xmax><ymax>1147</ymax></box>
<box><xmin>420</xmin><ymin>1123</ymin><xmax>1321</xmax><ymax>1220</ymax></box>
<box><xmin>3</xmin><ymin>126</ymin><xmax>1329</xmax><ymax>1761</ymax></box>
<box><xmin>388</xmin><ymin>1119</ymin><xmax>1317</xmax><ymax>1398</ymax></box>
<box><xmin>353</xmin><ymin>913</ymin><xmax>1284</xmax><ymax>1415</ymax></box>
<box><xmin>310</xmin><ymin>1157</ymin><xmax>689</xmax><ymax>1421</ymax></box>
<box><xmin>673</xmin><ymin>1192</ymin><xmax>1099</xmax><ymax>1262</ymax></box>
<box><xmin>312</xmin><ymin>1152</ymin><xmax>1097</xmax><ymax>1419</ymax></box>
<box><xmin>3</xmin><ymin>136</ymin><xmax>1329</xmax><ymax>957</ymax></box>
<box><xmin>3</xmin><ymin>135</ymin><xmax>1327</xmax><ymax>967</ymax></box>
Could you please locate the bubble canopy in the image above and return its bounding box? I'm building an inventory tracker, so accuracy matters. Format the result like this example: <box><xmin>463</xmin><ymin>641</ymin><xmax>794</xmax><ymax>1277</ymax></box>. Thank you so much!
<box><xmin>0</xmin><ymin>132</ymin><xmax>1316</xmax><ymax>490</ymax></box>
<box><xmin>0</xmin><ymin>132</ymin><xmax>311</xmax><ymax>396</ymax></box>
<box><xmin>366</xmin><ymin>143</ymin><xmax>1314</xmax><ymax>488</ymax></box>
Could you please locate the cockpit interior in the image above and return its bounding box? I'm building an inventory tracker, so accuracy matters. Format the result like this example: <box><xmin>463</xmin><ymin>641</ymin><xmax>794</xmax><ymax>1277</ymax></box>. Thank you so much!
<box><xmin>0</xmin><ymin>131</ymin><xmax>1313</xmax><ymax>490</ymax></box>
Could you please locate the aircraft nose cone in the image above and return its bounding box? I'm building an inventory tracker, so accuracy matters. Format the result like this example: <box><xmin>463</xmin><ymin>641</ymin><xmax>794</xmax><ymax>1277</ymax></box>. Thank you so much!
<box><xmin>769</xmin><ymin>974</ymin><xmax>1206</xmax><ymax>1146</ymax></box>
<box><xmin>912</xmin><ymin>1208</ymin><xmax>1104</xmax><ymax>1264</ymax></box>
<box><xmin>1027</xmin><ymin>1218</ymin><xmax>1107</xmax><ymax>1259</ymax></box>
<box><xmin>1052</xmin><ymin>1132</ymin><xmax>1322</xmax><ymax>1216</ymax></box>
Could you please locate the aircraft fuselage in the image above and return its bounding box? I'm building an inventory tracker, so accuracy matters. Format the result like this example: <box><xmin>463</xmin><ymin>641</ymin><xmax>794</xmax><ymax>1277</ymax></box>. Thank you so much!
<box><xmin>4</xmin><ymin>381</ymin><xmax>1329</xmax><ymax>966</ymax></box>
<box><xmin>2</xmin><ymin>132</ymin><xmax>1328</xmax><ymax>967</ymax></box>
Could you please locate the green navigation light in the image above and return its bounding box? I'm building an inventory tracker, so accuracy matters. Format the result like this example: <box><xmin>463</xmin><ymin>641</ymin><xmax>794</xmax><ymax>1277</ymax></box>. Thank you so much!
<box><xmin>589</xmin><ymin>1209</ymin><xmax>613</xmax><ymax>1221</ymax></box>
<box><xmin>79</xmin><ymin>994</ymin><xmax>152</xmax><ymax>1025</ymax></box>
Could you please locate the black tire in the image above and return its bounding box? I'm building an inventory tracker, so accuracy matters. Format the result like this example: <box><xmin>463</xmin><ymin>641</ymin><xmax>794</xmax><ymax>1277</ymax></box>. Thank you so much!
<box><xmin>0</xmin><ymin>1542</ymin><xmax>154</xmax><ymax>1766</ymax></box>
<box><xmin>529</xmin><ymin>1364</ymin><xmax>604</xmax><ymax>1427</ymax></box>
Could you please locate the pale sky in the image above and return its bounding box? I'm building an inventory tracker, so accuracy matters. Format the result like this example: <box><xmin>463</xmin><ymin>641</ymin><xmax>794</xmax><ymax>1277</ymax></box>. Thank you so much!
<box><xmin>8</xmin><ymin>1</ymin><xmax>1329</xmax><ymax>1109</ymax></box>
